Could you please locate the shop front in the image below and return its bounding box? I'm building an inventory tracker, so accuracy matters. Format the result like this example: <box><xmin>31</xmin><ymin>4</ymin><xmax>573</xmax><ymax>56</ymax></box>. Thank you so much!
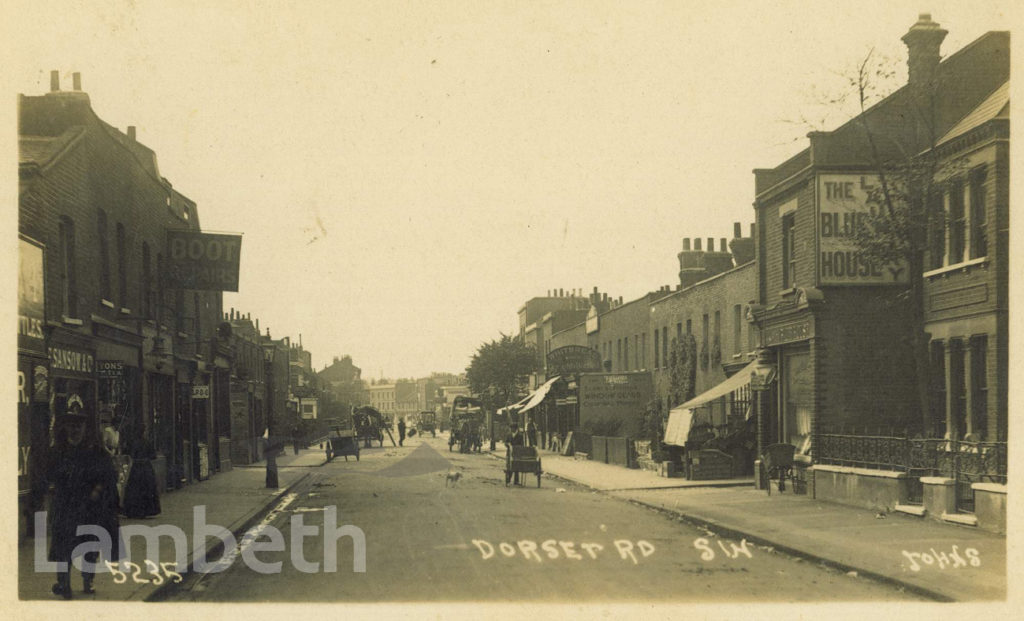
<box><xmin>663</xmin><ymin>360</ymin><xmax>758</xmax><ymax>480</ymax></box>
<box><xmin>18</xmin><ymin>237</ymin><xmax>49</xmax><ymax>538</ymax></box>
<box><xmin>48</xmin><ymin>333</ymin><xmax>98</xmax><ymax>428</ymax></box>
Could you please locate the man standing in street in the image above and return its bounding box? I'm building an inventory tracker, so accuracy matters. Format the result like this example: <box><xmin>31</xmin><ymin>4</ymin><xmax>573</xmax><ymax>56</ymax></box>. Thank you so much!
<box><xmin>397</xmin><ymin>418</ymin><xmax>406</xmax><ymax>447</ymax></box>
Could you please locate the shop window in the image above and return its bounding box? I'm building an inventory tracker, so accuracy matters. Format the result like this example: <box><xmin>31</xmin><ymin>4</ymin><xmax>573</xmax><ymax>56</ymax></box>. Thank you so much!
<box><xmin>58</xmin><ymin>216</ymin><xmax>77</xmax><ymax>318</ymax></box>
<box><xmin>782</xmin><ymin>351</ymin><xmax>812</xmax><ymax>454</ymax></box>
<box><xmin>969</xmin><ymin>166</ymin><xmax>988</xmax><ymax>259</ymax></box>
<box><xmin>948</xmin><ymin>179</ymin><xmax>966</xmax><ymax>265</ymax></box>
<box><xmin>116</xmin><ymin>223</ymin><xmax>128</xmax><ymax>308</ymax></box>
<box><xmin>98</xmin><ymin>209</ymin><xmax>111</xmax><ymax>302</ymax></box>
<box><xmin>782</xmin><ymin>214</ymin><xmax>796</xmax><ymax>288</ymax></box>
<box><xmin>970</xmin><ymin>335</ymin><xmax>988</xmax><ymax>440</ymax></box>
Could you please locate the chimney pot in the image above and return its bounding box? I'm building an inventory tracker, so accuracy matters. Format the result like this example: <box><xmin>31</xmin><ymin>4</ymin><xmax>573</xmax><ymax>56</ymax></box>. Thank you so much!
<box><xmin>708</xmin><ymin>238</ymin><xmax>715</xmax><ymax>252</ymax></box>
<box><xmin>72</xmin><ymin>72</ymin><xmax>81</xmax><ymax>90</ymax></box>
<box><xmin>750</xmin><ymin>223</ymin><xmax>756</xmax><ymax>238</ymax></box>
<box><xmin>50</xmin><ymin>70</ymin><xmax>59</xmax><ymax>92</ymax></box>
<box><xmin>683</xmin><ymin>238</ymin><xmax>691</xmax><ymax>251</ymax></box>
<box><xmin>734</xmin><ymin>222</ymin><xmax>742</xmax><ymax>238</ymax></box>
<box><xmin>694</xmin><ymin>238</ymin><xmax>702</xmax><ymax>251</ymax></box>
<box><xmin>721</xmin><ymin>238</ymin><xmax>727</xmax><ymax>251</ymax></box>
<box><xmin>127</xmin><ymin>126</ymin><xmax>136</xmax><ymax>140</ymax></box>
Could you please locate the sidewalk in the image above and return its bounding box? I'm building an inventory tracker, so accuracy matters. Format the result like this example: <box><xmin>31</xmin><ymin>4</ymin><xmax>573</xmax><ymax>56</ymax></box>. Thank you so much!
<box><xmin>19</xmin><ymin>450</ymin><xmax>324</xmax><ymax>602</ymax></box>
<box><xmin>539</xmin><ymin>452</ymin><xmax>1006</xmax><ymax>602</ymax></box>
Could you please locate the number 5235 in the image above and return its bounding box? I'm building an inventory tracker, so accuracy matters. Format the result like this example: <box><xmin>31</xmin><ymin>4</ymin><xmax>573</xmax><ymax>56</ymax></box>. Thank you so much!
<box><xmin>104</xmin><ymin>560</ymin><xmax>183</xmax><ymax>585</ymax></box>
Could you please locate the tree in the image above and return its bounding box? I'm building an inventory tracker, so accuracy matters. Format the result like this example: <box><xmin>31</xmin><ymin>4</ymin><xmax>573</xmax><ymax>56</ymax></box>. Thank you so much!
<box><xmin>668</xmin><ymin>334</ymin><xmax>697</xmax><ymax>409</ymax></box>
<box><xmin>465</xmin><ymin>333</ymin><xmax>536</xmax><ymax>414</ymax></box>
<box><xmin>842</xmin><ymin>43</ymin><xmax>962</xmax><ymax>435</ymax></box>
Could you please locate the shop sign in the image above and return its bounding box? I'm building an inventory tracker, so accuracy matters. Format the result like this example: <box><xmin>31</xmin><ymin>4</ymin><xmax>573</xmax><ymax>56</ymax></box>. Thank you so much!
<box><xmin>164</xmin><ymin>230</ymin><xmax>242</xmax><ymax>291</ymax></box>
<box><xmin>97</xmin><ymin>360</ymin><xmax>125</xmax><ymax>378</ymax></box>
<box><xmin>817</xmin><ymin>174</ymin><xmax>909</xmax><ymax>285</ymax></box>
<box><xmin>192</xmin><ymin>385</ymin><xmax>211</xmax><ymax>399</ymax></box>
<box><xmin>48</xmin><ymin>346</ymin><xmax>95</xmax><ymax>376</ymax></box>
<box><xmin>762</xmin><ymin>319</ymin><xmax>813</xmax><ymax>348</ymax></box>
<box><xmin>547</xmin><ymin>346</ymin><xmax>603</xmax><ymax>376</ymax></box>
<box><xmin>18</xmin><ymin>237</ymin><xmax>46</xmax><ymax>353</ymax></box>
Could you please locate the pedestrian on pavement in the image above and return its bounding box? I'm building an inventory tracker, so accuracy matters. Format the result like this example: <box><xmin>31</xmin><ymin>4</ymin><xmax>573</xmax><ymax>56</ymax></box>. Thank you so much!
<box><xmin>504</xmin><ymin>422</ymin><xmax>525</xmax><ymax>484</ymax></box>
<box><xmin>525</xmin><ymin>416</ymin><xmax>538</xmax><ymax>448</ymax></box>
<box><xmin>47</xmin><ymin>404</ymin><xmax>122</xmax><ymax>599</ymax></box>
<box><xmin>398</xmin><ymin>418</ymin><xmax>406</xmax><ymax>446</ymax></box>
<box><xmin>291</xmin><ymin>425</ymin><xmax>300</xmax><ymax>455</ymax></box>
<box><xmin>122</xmin><ymin>425</ymin><xmax>161</xmax><ymax>519</ymax></box>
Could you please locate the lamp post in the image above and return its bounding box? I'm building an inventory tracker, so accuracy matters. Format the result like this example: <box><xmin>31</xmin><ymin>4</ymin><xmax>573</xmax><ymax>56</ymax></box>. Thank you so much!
<box><xmin>265</xmin><ymin>352</ymin><xmax>278</xmax><ymax>489</ymax></box>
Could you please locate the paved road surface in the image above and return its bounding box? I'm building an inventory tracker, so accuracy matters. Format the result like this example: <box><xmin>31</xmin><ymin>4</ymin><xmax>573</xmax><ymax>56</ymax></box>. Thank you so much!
<box><xmin>167</xmin><ymin>435</ymin><xmax>924</xmax><ymax>603</ymax></box>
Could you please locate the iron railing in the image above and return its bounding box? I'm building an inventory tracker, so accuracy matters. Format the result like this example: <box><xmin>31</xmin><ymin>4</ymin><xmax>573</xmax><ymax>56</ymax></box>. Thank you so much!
<box><xmin>816</xmin><ymin>425</ymin><xmax>1006</xmax><ymax>510</ymax></box>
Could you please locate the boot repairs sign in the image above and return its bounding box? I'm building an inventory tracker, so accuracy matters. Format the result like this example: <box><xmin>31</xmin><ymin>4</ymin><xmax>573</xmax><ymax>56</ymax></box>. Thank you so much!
<box><xmin>164</xmin><ymin>230</ymin><xmax>242</xmax><ymax>291</ymax></box>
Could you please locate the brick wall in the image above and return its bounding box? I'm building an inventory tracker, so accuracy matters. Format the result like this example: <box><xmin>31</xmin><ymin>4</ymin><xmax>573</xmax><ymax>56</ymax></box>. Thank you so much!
<box><xmin>650</xmin><ymin>262</ymin><xmax>757</xmax><ymax>407</ymax></box>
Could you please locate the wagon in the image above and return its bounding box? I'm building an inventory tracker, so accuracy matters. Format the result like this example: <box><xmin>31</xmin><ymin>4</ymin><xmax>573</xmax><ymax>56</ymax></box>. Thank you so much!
<box><xmin>505</xmin><ymin>445</ymin><xmax>542</xmax><ymax>487</ymax></box>
<box><xmin>326</xmin><ymin>428</ymin><xmax>360</xmax><ymax>462</ymax></box>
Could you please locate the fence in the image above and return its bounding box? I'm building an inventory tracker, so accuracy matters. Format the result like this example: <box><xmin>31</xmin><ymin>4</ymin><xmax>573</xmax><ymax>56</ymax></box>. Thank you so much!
<box><xmin>816</xmin><ymin>425</ymin><xmax>1007</xmax><ymax>511</ymax></box>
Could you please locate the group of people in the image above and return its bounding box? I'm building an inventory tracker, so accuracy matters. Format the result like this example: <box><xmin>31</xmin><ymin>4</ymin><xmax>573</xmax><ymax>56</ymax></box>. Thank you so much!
<box><xmin>44</xmin><ymin>405</ymin><xmax>162</xmax><ymax>600</ymax></box>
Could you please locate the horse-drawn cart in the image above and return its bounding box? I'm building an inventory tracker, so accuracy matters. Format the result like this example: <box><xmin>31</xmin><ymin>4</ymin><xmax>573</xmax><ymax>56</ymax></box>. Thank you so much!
<box><xmin>505</xmin><ymin>445</ymin><xmax>543</xmax><ymax>487</ymax></box>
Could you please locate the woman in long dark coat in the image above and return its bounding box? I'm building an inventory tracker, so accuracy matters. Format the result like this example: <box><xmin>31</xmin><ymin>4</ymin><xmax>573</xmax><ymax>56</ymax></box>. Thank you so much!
<box><xmin>48</xmin><ymin>410</ymin><xmax>122</xmax><ymax>599</ymax></box>
<box><xmin>122</xmin><ymin>427</ymin><xmax>161</xmax><ymax>518</ymax></box>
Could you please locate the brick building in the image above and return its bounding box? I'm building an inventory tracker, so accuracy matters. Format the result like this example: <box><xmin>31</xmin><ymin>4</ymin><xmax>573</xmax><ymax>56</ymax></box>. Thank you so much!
<box><xmin>750</xmin><ymin>17</ymin><xmax>1008</xmax><ymax>484</ymax></box>
<box><xmin>18</xmin><ymin>73</ymin><xmax>227</xmax><ymax>534</ymax></box>
<box><xmin>922</xmin><ymin>81</ymin><xmax>1009</xmax><ymax>444</ymax></box>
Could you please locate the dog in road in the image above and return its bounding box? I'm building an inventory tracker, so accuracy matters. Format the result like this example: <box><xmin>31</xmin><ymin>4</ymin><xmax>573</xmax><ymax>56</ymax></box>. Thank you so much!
<box><xmin>445</xmin><ymin>470</ymin><xmax>463</xmax><ymax>487</ymax></box>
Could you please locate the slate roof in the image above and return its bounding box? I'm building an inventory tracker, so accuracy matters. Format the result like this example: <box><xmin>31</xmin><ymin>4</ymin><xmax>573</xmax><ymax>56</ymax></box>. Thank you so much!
<box><xmin>18</xmin><ymin>127</ymin><xmax>85</xmax><ymax>170</ymax></box>
<box><xmin>937</xmin><ymin>80</ymin><xmax>1009</xmax><ymax>146</ymax></box>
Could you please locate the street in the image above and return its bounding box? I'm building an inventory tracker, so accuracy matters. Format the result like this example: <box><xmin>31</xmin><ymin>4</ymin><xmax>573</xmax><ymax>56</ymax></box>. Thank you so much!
<box><xmin>164</xmin><ymin>434</ymin><xmax>923</xmax><ymax>603</ymax></box>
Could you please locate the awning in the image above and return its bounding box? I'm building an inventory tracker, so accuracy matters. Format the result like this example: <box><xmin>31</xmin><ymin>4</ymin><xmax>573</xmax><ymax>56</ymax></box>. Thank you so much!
<box><xmin>663</xmin><ymin>408</ymin><xmax>693</xmax><ymax>446</ymax></box>
<box><xmin>519</xmin><ymin>376</ymin><xmax>560</xmax><ymax>414</ymax></box>
<box><xmin>663</xmin><ymin>360</ymin><xmax>761</xmax><ymax>447</ymax></box>
<box><xmin>677</xmin><ymin>360</ymin><xmax>759</xmax><ymax>411</ymax></box>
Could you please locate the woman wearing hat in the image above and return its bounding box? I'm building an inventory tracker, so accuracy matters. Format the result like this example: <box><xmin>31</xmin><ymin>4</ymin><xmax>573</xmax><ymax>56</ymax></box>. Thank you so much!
<box><xmin>46</xmin><ymin>404</ymin><xmax>122</xmax><ymax>599</ymax></box>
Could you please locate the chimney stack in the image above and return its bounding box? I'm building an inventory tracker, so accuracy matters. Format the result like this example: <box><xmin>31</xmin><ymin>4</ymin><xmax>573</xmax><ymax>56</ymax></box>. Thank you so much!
<box><xmin>72</xmin><ymin>72</ymin><xmax>81</xmax><ymax>90</ymax></box>
<box><xmin>902</xmin><ymin>14</ymin><xmax>947</xmax><ymax>92</ymax></box>
<box><xmin>50</xmin><ymin>70</ymin><xmax>59</xmax><ymax>92</ymax></box>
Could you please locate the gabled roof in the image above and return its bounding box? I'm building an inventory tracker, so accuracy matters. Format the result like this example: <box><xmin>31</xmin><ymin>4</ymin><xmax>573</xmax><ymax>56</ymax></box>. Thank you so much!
<box><xmin>937</xmin><ymin>80</ymin><xmax>1009</xmax><ymax>146</ymax></box>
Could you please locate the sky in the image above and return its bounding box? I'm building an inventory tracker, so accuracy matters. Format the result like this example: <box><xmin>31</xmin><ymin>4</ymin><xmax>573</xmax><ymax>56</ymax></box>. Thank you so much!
<box><xmin>6</xmin><ymin>0</ymin><xmax>1018</xmax><ymax>379</ymax></box>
